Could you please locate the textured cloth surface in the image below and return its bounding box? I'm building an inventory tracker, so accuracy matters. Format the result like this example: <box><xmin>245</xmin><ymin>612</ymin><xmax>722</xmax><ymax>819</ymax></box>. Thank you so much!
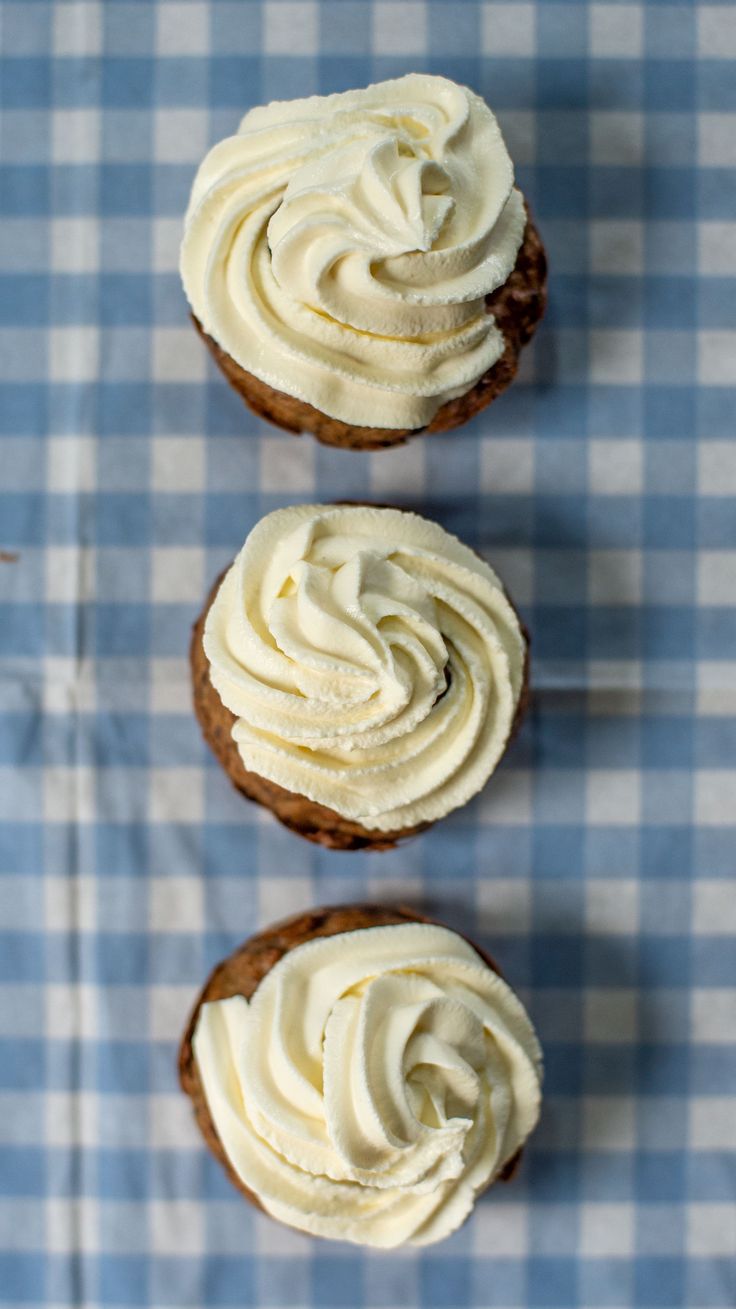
<box><xmin>1</xmin><ymin>1</ymin><xmax>735</xmax><ymax>1306</ymax></box>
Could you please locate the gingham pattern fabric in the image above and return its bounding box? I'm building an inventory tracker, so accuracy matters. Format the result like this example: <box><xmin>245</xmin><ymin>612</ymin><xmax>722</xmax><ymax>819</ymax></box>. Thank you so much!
<box><xmin>1</xmin><ymin>1</ymin><xmax>735</xmax><ymax>1306</ymax></box>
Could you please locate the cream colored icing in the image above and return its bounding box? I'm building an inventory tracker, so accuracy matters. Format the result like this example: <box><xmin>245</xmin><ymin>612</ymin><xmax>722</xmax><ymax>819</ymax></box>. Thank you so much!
<box><xmin>180</xmin><ymin>73</ymin><xmax>525</xmax><ymax>428</ymax></box>
<box><xmin>193</xmin><ymin>922</ymin><xmax>543</xmax><ymax>1247</ymax></box>
<box><xmin>204</xmin><ymin>504</ymin><xmax>526</xmax><ymax>832</ymax></box>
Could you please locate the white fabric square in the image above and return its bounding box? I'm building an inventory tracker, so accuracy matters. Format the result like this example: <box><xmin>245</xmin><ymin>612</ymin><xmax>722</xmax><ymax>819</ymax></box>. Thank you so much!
<box><xmin>370</xmin><ymin>442</ymin><xmax>426</xmax><ymax>497</ymax></box>
<box><xmin>699</xmin><ymin>440</ymin><xmax>736</xmax><ymax>495</ymax></box>
<box><xmin>45</xmin><ymin>1092</ymin><xmax>98</xmax><ymax>1150</ymax></box>
<box><xmin>45</xmin><ymin>872</ymin><xmax>96</xmax><ymax>933</ymax></box>
<box><xmin>477</xmin><ymin>768</ymin><xmax>533</xmax><ymax>827</ymax></box>
<box><xmin>699</xmin><ymin>113</ymin><xmax>736</xmax><ymax>167</ymax></box>
<box><xmin>46</xmin><ymin>983</ymin><xmax>98</xmax><ymax>1041</ymax></box>
<box><xmin>150</xmin><ymin>1200</ymin><xmax>205</xmax><ymax>1257</ymax></box>
<box><xmin>586</xmin><ymin>879</ymin><xmax>640</xmax><ymax>934</ymax></box>
<box><xmin>687</xmin><ymin>1202</ymin><xmax>736</xmax><ymax>1256</ymax></box>
<box><xmin>589</xmin><ymin>550</ymin><xmax>642</xmax><ymax>605</ymax></box>
<box><xmin>698</xmin><ymin>330</ymin><xmax>736</xmax><ymax>385</ymax></box>
<box><xmin>47</xmin><ymin>437</ymin><xmax>97</xmax><ymax>493</ymax></box>
<box><xmin>589</xmin><ymin>439</ymin><xmax>643</xmax><ymax>495</ymax></box>
<box><xmin>580</xmin><ymin>1203</ymin><xmax>635</xmax><ymax>1255</ymax></box>
<box><xmin>45</xmin><ymin>545</ymin><xmax>95</xmax><ymax>605</ymax></box>
<box><xmin>590</xmin><ymin>112</ymin><xmax>644</xmax><ymax>165</ymax></box>
<box><xmin>590</xmin><ymin>4</ymin><xmax>643</xmax><ymax>57</ymax></box>
<box><xmin>154</xmin><ymin>109</ymin><xmax>208</xmax><ymax>164</ymax></box>
<box><xmin>258</xmin><ymin>876</ymin><xmax>315</xmax><ymax>929</ymax></box>
<box><xmin>696</xmin><ymin>661</ymin><xmax>736</xmax><ymax>715</ymax></box>
<box><xmin>699</xmin><ymin>221</ymin><xmax>736</xmax><ymax>276</ymax></box>
<box><xmin>584</xmin><ymin>989</ymin><xmax>638</xmax><ymax>1042</ymax></box>
<box><xmin>690</xmin><ymin>989</ymin><xmax>736</xmax><ymax>1044</ymax></box>
<box><xmin>260</xmin><ymin>434</ymin><xmax>315</xmax><ymax>493</ymax></box>
<box><xmin>481</xmin><ymin>437</ymin><xmax>534</xmax><ymax>494</ymax></box>
<box><xmin>264</xmin><ymin>1</ymin><xmax>319</xmax><ymax>54</ymax></box>
<box><xmin>156</xmin><ymin>2</ymin><xmax>209</xmax><ymax>55</ymax></box>
<box><xmin>153</xmin><ymin>328</ymin><xmax>208</xmax><ymax>382</ymax></box>
<box><xmin>43</xmin><ymin>657</ymin><xmax>96</xmax><ymax>715</ymax></box>
<box><xmin>254</xmin><ymin>1208</ymin><xmax>313</xmax><ymax>1255</ymax></box>
<box><xmin>698</xmin><ymin>6</ymin><xmax>736</xmax><ymax>57</ymax></box>
<box><xmin>52</xmin><ymin>109</ymin><xmax>101</xmax><ymax>164</ymax></box>
<box><xmin>44</xmin><ymin>766</ymin><xmax>96</xmax><ymax>824</ymax></box>
<box><xmin>151</xmin><ymin>436</ymin><xmax>205</xmax><ymax>494</ymax></box>
<box><xmin>498</xmin><ymin>111</ymin><xmax>536</xmax><ymax>165</ymax></box>
<box><xmin>148</xmin><ymin>874</ymin><xmax>204</xmax><ymax>932</ymax></box>
<box><xmin>481</xmin><ymin>3</ymin><xmax>536</xmax><ymax>55</ymax></box>
<box><xmin>475</xmin><ymin>878</ymin><xmax>532</xmax><ymax>936</ymax></box>
<box><xmin>151</xmin><ymin>547</ymin><xmax>204</xmax><ymax>604</ymax></box>
<box><xmin>485</xmin><ymin>548</ymin><xmax>533</xmax><ymax>606</ymax></box>
<box><xmin>695</xmin><ymin>770</ymin><xmax>736</xmax><ymax>825</ymax></box>
<box><xmin>153</xmin><ymin>217</ymin><xmax>183</xmax><ymax>273</ymax></box>
<box><xmin>698</xmin><ymin>551</ymin><xmax>736</xmax><ymax>605</ymax></box>
<box><xmin>47</xmin><ymin>1198</ymin><xmax>99</xmax><ymax>1254</ymax></box>
<box><xmin>590</xmin><ymin>329</ymin><xmax>643</xmax><ymax>385</ymax></box>
<box><xmin>583</xmin><ymin>1095</ymin><xmax>636</xmax><ymax>1150</ymax></box>
<box><xmin>149</xmin><ymin>659</ymin><xmax>191</xmax><ymax>716</ymax></box>
<box><xmin>591</xmin><ymin>220</ymin><xmax>644</xmax><ymax>275</ymax></box>
<box><xmin>690</xmin><ymin>1098</ymin><xmax>736</xmax><ymax>1149</ymax></box>
<box><xmin>150</xmin><ymin>1093</ymin><xmax>199</xmax><ymax>1151</ymax></box>
<box><xmin>50</xmin><ymin>327</ymin><xmax>100</xmax><ymax>383</ymax></box>
<box><xmin>693</xmin><ymin>881</ymin><xmax>736</xmax><ymax>935</ymax></box>
<box><xmin>51</xmin><ymin>218</ymin><xmax>99</xmax><ymax>274</ymax></box>
<box><xmin>586</xmin><ymin>772</ymin><xmax>640</xmax><ymax>826</ymax></box>
<box><xmin>148</xmin><ymin>771</ymin><xmax>204</xmax><ymax>826</ymax></box>
<box><xmin>471</xmin><ymin>1201</ymin><xmax>529</xmax><ymax>1255</ymax></box>
<box><xmin>53</xmin><ymin>2</ymin><xmax>102</xmax><ymax>56</ymax></box>
<box><xmin>373</xmin><ymin>2</ymin><xmax>428</xmax><ymax>55</ymax></box>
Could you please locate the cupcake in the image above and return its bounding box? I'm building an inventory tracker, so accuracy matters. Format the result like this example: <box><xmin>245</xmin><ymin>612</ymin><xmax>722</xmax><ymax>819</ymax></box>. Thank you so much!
<box><xmin>192</xmin><ymin>503</ymin><xmax>529</xmax><ymax>850</ymax></box>
<box><xmin>180</xmin><ymin>903</ymin><xmax>543</xmax><ymax>1248</ymax></box>
<box><xmin>180</xmin><ymin>74</ymin><xmax>546</xmax><ymax>449</ymax></box>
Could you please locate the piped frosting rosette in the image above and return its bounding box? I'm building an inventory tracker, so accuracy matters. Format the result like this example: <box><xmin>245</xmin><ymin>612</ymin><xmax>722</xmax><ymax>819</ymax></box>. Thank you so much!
<box><xmin>204</xmin><ymin>504</ymin><xmax>526</xmax><ymax>832</ymax></box>
<box><xmin>181</xmin><ymin>74</ymin><xmax>526</xmax><ymax>427</ymax></box>
<box><xmin>194</xmin><ymin>922</ymin><xmax>542</xmax><ymax>1247</ymax></box>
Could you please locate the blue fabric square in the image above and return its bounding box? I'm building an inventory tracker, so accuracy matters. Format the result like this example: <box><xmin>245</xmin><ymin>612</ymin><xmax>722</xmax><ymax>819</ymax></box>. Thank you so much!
<box><xmin>1</xmin><ymin>57</ymin><xmax>51</xmax><ymax>109</ymax></box>
<box><xmin>94</xmin><ymin>604</ymin><xmax>150</xmax><ymax>656</ymax></box>
<box><xmin>99</xmin><ymin>1254</ymin><xmax>149</xmax><ymax>1305</ymax></box>
<box><xmin>206</xmin><ymin>56</ymin><xmax>261</xmax><ymax>110</ymax></box>
<box><xmin>313</xmin><ymin>1257</ymin><xmax>366</xmax><ymax>1308</ymax></box>
<box><xmin>202</xmin><ymin>1256</ymin><xmax>256</xmax><ymax>1307</ymax></box>
<box><xmin>0</xmin><ymin>1254</ymin><xmax>45</xmax><ymax>1301</ymax></box>
<box><xmin>101</xmin><ymin>164</ymin><xmax>153</xmax><ymax>217</ymax></box>
<box><xmin>634</xmin><ymin>1256</ymin><xmax>686</xmax><ymax>1307</ymax></box>
<box><xmin>419</xmin><ymin>1256</ymin><xmax>470</xmax><ymax>1308</ymax></box>
<box><xmin>527</xmin><ymin>1255</ymin><xmax>578</xmax><ymax>1307</ymax></box>
<box><xmin>685</xmin><ymin>1257</ymin><xmax>736</xmax><ymax>1309</ymax></box>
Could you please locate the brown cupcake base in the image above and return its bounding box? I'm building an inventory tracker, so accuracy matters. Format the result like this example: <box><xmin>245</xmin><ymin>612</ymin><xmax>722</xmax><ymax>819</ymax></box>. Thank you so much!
<box><xmin>179</xmin><ymin>902</ymin><xmax>522</xmax><ymax>1220</ymax></box>
<box><xmin>192</xmin><ymin>209</ymin><xmax>547</xmax><ymax>450</ymax></box>
<box><xmin>191</xmin><ymin>566</ymin><xmax>530</xmax><ymax>851</ymax></box>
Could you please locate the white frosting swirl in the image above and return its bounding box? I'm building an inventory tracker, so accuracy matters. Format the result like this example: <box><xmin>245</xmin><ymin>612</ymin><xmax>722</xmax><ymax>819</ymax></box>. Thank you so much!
<box><xmin>204</xmin><ymin>504</ymin><xmax>526</xmax><ymax>831</ymax></box>
<box><xmin>181</xmin><ymin>74</ymin><xmax>525</xmax><ymax>428</ymax></box>
<box><xmin>193</xmin><ymin>922</ymin><xmax>542</xmax><ymax>1247</ymax></box>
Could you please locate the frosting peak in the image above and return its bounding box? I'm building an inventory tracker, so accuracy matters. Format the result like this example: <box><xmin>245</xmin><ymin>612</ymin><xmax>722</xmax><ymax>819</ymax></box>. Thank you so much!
<box><xmin>181</xmin><ymin>74</ymin><xmax>525</xmax><ymax>427</ymax></box>
<box><xmin>203</xmin><ymin>505</ymin><xmax>527</xmax><ymax>831</ymax></box>
<box><xmin>193</xmin><ymin>922</ymin><xmax>543</xmax><ymax>1246</ymax></box>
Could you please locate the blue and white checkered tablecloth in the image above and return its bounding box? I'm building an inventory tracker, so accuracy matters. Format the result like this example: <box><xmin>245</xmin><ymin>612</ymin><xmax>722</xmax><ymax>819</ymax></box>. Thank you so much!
<box><xmin>1</xmin><ymin>1</ymin><xmax>735</xmax><ymax>1306</ymax></box>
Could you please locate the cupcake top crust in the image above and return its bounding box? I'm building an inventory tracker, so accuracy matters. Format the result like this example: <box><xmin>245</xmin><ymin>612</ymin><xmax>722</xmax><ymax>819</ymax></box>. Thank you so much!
<box><xmin>203</xmin><ymin>503</ymin><xmax>527</xmax><ymax>831</ymax></box>
<box><xmin>180</xmin><ymin>74</ymin><xmax>525</xmax><ymax>428</ymax></box>
<box><xmin>193</xmin><ymin>920</ymin><xmax>542</xmax><ymax>1247</ymax></box>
